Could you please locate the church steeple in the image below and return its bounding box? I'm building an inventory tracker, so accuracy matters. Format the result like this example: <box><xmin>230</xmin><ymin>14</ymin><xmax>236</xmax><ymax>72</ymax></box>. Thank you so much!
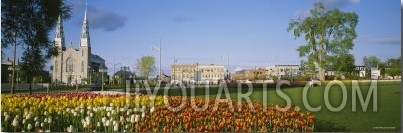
<box><xmin>80</xmin><ymin>6</ymin><xmax>90</xmax><ymax>47</ymax></box>
<box><xmin>55</xmin><ymin>15</ymin><xmax>65</xmax><ymax>49</ymax></box>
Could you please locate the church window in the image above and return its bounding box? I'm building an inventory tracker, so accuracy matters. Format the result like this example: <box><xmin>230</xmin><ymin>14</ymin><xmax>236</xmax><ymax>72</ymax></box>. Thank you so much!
<box><xmin>55</xmin><ymin>61</ymin><xmax>58</xmax><ymax>73</ymax></box>
<box><xmin>81</xmin><ymin>61</ymin><xmax>84</xmax><ymax>72</ymax></box>
<box><xmin>66</xmin><ymin>58</ymin><xmax>74</xmax><ymax>72</ymax></box>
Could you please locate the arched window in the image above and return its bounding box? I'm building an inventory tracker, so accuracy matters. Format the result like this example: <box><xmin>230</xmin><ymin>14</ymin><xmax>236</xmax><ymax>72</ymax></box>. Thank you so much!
<box><xmin>55</xmin><ymin>61</ymin><xmax>58</xmax><ymax>73</ymax></box>
<box><xmin>66</xmin><ymin>57</ymin><xmax>74</xmax><ymax>72</ymax></box>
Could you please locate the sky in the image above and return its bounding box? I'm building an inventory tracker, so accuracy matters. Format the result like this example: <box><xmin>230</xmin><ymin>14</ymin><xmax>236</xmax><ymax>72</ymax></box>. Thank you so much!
<box><xmin>3</xmin><ymin>0</ymin><xmax>401</xmax><ymax>76</ymax></box>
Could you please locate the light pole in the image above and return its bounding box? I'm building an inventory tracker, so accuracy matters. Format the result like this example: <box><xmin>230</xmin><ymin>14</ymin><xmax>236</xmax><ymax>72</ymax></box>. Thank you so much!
<box><xmin>151</xmin><ymin>37</ymin><xmax>162</xmax><ymax>82</ymax></box>
<box><xmin>100</xmin><ymin>67</ymin><xmax>107</xmax><ymax>91</ymax></box>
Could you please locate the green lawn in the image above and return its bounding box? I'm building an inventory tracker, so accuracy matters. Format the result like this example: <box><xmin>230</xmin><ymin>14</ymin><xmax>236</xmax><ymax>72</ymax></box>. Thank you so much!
<box><xmin>139</xmin><ymin>81</ymin><xmax>401</xmax><ymax>132</ymax></box>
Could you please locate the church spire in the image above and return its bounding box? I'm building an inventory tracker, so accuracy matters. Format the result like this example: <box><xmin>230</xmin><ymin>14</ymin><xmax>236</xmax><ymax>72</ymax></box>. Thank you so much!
<box><xmin>80</xmin><ymin>5</ymin><xmax>90</xmax><ymax>47</ymax></box>
<box><xmin>55</xmin><ymin>15</ymin><xmax>65</xmax><ymax>49</ymax></box>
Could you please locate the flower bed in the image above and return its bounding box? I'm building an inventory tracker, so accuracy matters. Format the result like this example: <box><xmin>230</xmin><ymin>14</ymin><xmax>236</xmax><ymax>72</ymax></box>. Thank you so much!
<box><xmin>1</xmin><ymin>92</ymin><xmax>314</xmax><ymax>132</ymax></box>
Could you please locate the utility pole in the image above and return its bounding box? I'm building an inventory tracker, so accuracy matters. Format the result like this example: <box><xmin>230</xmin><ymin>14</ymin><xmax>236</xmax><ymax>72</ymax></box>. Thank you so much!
<box><xmin>159</xmin><ymin>37</ymin><xmax>162</xmax><ymax>82</ymax></box>
<box><xmin>11</xmin><ymin>31</ymin><xmax>16</xmax><ymax>94</ymax></box>
<box><xmin>227</xmin><ymin>48</ymin><xmax>230</xmax><ymax>80</ymax></box>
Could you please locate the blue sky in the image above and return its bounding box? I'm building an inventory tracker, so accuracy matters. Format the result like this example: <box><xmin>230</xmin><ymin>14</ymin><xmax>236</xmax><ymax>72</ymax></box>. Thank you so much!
<box><xmin>3</xmin><ymin>0</ymin><xmax>401</xmax><ymax>76</ymax></box>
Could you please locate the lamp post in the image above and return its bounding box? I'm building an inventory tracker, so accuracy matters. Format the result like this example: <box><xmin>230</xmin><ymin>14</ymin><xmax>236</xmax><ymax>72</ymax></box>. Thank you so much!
<box><xmin>100</xmin><ymin>67</ymin><xmax>107</xmax><ymax>91</ymax></box>
<box><xmin>151</xmin><ymin>37</ymin><xmax>162</xmax><ymax>82</ymax></box>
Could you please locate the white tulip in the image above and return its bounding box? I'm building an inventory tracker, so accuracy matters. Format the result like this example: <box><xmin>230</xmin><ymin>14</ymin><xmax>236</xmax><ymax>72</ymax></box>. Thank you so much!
<box><xmin>110</xmin><ymin>103</ymin><xmax>114</xmax><ymax>107</ymax></box>
<box><xmin>135</xmin><ymin>114</ymin><xmax>140</xmax><ymax>122</ymax></box>
<box><xmin>130</xmin><ymin>114</ymin><xmax>135</xmax><ymax>123</ymax></box>
<box><xmin>27</xmin><ymin>123</ymin><xmax>33</xmax><ymax>130</ymax></box>
<box><xmin>34</xmin><ymin>116</ymin><xmax>38</xmax><ymax>121</ymax></box>
<box><xmin>97</xmin><ymin>122</ymin><xmax>101</xmax><ymax>127</ymax></box>
<box><xmin>12</xmin><ymin>118</ymin><xmax>18</xmax><ymax>127</ymax></box>
<box><xmin>45</xmin><ymin>130</ymin><xmax>50</xmax><ymax>132</ymax></box>
<box><xmin>120</xmin><ymin>116</ymin><xmax>124</xmax><ymax>122</ymax></box>
<box><xmin>38</xmin><ymin>129</ymin><xmax>43</xmax><ymax>132</ymax></box>
<box><xmin>67</xmin><ymin>125</ymin><xmax>73</xmax><ymax>132</ymax></box>
<box><xmin>35</xmin><ymin>121</ymin><xmax>39</xmax><ymax>127</ymax></box>
<box><xmin>40</xmin><ymin>122</ymin><xmax>44</xmax><ymax>127</ymax></box>
<box><xmin>113</xmin><ymin>123</ymin><xmax>119</xmax><ymax>131</ymax></box>
<box><xmin>43</xmin><ymin>111</ymin><xmax>48</xmax><ymax>116</ymax></box>
<box><xmin>105</xmin><ymin>120</ymin><xmax>110</xmax><ymax>127</ymax></box>
<box><xmin>5</xmin><ymin>114</ymin><xmax>10</xmax><ymax>121</ymax></box>
<box><xmin>80</xmin><ymin>109</ymin><xmax>84</xmax><ymax>114</ymax></box>
<box><xmin>48</xmin><ymin>117</ymin><xmax>52</xmax><ymax>123</ymax></box>
<box><xmin>107</xmin><ymin>112</ymin><xmax>111</xmax><ymax>117</ymax></box>
<box><xmin>66</xmin><ymin>108</ymin><xmax>70</xmax><ymax>112</ymax></box>
<box><xmin>150</xmin><ymin>106</ymin><xmax>155</xmax><ymax>114</ymax></box>
<box><xmin>3</xmin><ymin>112</ymin><xmax>7</xmax><ymax>117</ymax></box>
<box><xmin>85</xmin><ymin>116</ymin><xmax>90</xmax><ymax>123</ymax></box>
<box><xmin>141</xmin><ymin>112</ymin><xmax>145</xmax><ymax>118</ymax></box>
<box><xmin>90</xmin><ymin>112</ymin><xmax>94</xmax><ymax>117</ymax></box>
<box><xmin>102</xmin><ymin>117</ymin><xmax>107</xmax><ymax>124</ymax></box>
<box><xmin>44</xmin><ymin>118</ymin><xmax>48</xmax><ymax>123</ymax></box>
<box><xmin>22</xmin><ymin>119</ymin><xmax>26</xmax><ymax>124</ymax></box>
<box><xmin>83</xmin><ymin>122</ymin><xmax>88</xmax><ymax>128</ymax></box>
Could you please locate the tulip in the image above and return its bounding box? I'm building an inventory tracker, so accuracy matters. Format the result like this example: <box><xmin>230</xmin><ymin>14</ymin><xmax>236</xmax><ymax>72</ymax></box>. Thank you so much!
<box><xmin>150</xmin><ymin>106</ymin><xmax>155</xmax><ymax>114</ymax></box>
<box><xmin>102</xmin><ymin>117</ymin><xmax>107</xmax><ymax>124</ymax></box>
<box><xmin>135</xmin><ymin>114</ymin><xmax>140</xmax><ymax>123</ymax></box>
<box><xmin>40</xmin><ymin>122</ymin><xmax>45</xmax><ymax>127</ymax></box>
<box><xmin>130</xmin><ymin>114</ymin><xmax>135</xmax><ymax>123</ymax></box>
<box><xmin>67</xmin><ymin>125</ymin><xmax>73</xmax><ymax>132</ymax></box>
<box><xmin>105</xmin><ymin>120</ymin><xmax>110</xmax><ymax>127</ymax></box>
<box><xmin>97</xmin><ymin>122</ymin><xmax>101</xmax><ymax>127</ymax></box>
<box><xmin>141</xmin><ymin>112</ymin><xmax>145</xmax><ymax>118</ymax></box>
<box><xmin>113</xmin><ymin>123</ymin><xmax>119</xmax><ymax>131</ymax></box>
<box><xmin>35</xmin><ymin>121</ymin><xmax>39</xmax><ymax>127</ymax></box>
<box><xmin>48</xmin><ymin>117</ymin><xmax>52</xmax><ymax>124</ymax></box>
<box><xmin>27</xmin><ymin>123</ymin><xmax>32</xmax><ymax>130</ymax></box>
<box><xmin>12</xmin><ymin>118</ymin><xmax>18</xmax><ymax>127</ymax></box>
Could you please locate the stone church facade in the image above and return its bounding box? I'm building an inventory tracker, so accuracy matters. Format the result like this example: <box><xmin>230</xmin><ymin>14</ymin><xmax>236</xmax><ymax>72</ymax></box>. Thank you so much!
<box><xmin>51</xmin><ymin>10</ymin><xmax>106</xmax><ymax>85</ymax></box>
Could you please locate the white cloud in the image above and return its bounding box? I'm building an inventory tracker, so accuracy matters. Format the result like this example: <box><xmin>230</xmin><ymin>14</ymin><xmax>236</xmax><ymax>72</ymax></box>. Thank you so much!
<box><xmin>72</xmin><ymin>2</ymin><xmax>127</xmax><ymax>32</ymax></box>
<box><xmin>321</xmin><ymin>0</ymin><xmax>360</xmax><ymax>9</ymax></box>
<box><xmin>355</xmin><ymin>35</ymin><xmax>401</xmax><ymax>45</ymax></box>
<box><xmin>233</xmin><ymin>66</ymin><xmax>243</xmax><ymax>72</ymax></box>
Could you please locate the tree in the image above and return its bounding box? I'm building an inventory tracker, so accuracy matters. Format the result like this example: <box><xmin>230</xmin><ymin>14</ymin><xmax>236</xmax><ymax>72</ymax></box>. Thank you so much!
<box><xmin>1</xmin><ymin>0</ymin><xmax>71</xmax><ymax>94</ymax></box>
<box><xmin>136</xmin><ymin>56</ymin><xmax>156</xmax><ymax>80</ymax></box>
<box><xmin>332</xmin><ymin>53</ymin><xmax>356</xmax><ymax>79</ymax></box>
<box><xmin>385</xmin><ymin>57</ymin><xmax>401</xmax><ymax>79</ymax></box>
<box><xmin>363</xmin><ymin>56</ymin><xmax>381</xmax><ymax>69</ymax></box>
<box><xmin>287</xmin><ymin>2</ymin><xmax>358</xmax><ymax>81</ymax></box>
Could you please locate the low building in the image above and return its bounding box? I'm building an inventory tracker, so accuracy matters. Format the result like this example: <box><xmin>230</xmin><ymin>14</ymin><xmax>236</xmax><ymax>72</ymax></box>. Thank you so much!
<box><xmin>1</xmin><ymin>58</ymin><xmax>21</xmax><ymax>83</ymax></box>
<box><xmin>171</xmin><ymin>64</ymin><xmax>225</xmax><ymax>84</ymax></box>
<box><xmin>231</xmin><ymin>68</ymin><xmax>268</xmax><ymax>80</ymax></box>
<box><xmin>266</xmin><ymin>65</ymin><xmax>300</xmax><ymax>78</ymax></box>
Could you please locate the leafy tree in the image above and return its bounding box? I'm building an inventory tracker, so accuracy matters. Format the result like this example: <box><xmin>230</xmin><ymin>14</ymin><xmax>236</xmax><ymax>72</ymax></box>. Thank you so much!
<box><xmin>287</xmin><ymin>2</ymin><xmax>358</xmax><ymax>81</ymax></box>
<box><xmin>331</xmin><ymin>53</ymin><xmax>356</xmax><ymax>79</ymax></box>
<box><xmin>136</xmin><ymin>56</ymin><xmax>156</xmax><ymax>80</ymax></box>
<box><xmin>385</xmin><ymin>57</ymin><xmax>401</xmax><ymax>79</ymax></box>
<box><xmin>363</xmin><ymin>56</ymin><xmax>381</xmax><ymax>69</ymax></box>
<box><xmin>1</xmin><ymin>0</ymin><xmax>71</xmax><ymax>94</ymax></box>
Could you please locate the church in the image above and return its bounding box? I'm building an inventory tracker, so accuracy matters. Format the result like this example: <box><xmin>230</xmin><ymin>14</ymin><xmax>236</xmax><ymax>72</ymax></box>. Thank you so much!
<box><xmin>51</xmin><ymin>9</ymin><xmax>107</xmax><ymax>85</ymax></box>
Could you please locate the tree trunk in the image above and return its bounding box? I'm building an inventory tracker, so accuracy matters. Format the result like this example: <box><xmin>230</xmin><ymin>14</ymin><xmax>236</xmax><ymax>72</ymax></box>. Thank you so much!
<box><xmin>28</xmin><ymin>77</ymin><xmax>33</xmax><ymax>95</ymax></box>
<box><xmin>318</xmin><ymin>67</ymin><xmax>325</xmax><ymax>81</ymax></box>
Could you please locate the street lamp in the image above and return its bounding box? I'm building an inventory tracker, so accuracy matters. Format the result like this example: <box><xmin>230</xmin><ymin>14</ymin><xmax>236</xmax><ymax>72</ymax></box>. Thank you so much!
<box><xmin>151</xmin><ymin>37</ymin><xmax>162</xmax><ymax>82</ymax></box>
<box><xmin>100</xmin><ymin>67</ymin><xmax>107</xmax><ymax>91</ymax></box>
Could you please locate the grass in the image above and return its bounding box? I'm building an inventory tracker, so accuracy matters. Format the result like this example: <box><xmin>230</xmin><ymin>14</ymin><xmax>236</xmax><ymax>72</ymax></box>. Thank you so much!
<box><xmin>137</xmin><ymin>81</ymin><xmax>401</xmax><ymax>132</ymax></box>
